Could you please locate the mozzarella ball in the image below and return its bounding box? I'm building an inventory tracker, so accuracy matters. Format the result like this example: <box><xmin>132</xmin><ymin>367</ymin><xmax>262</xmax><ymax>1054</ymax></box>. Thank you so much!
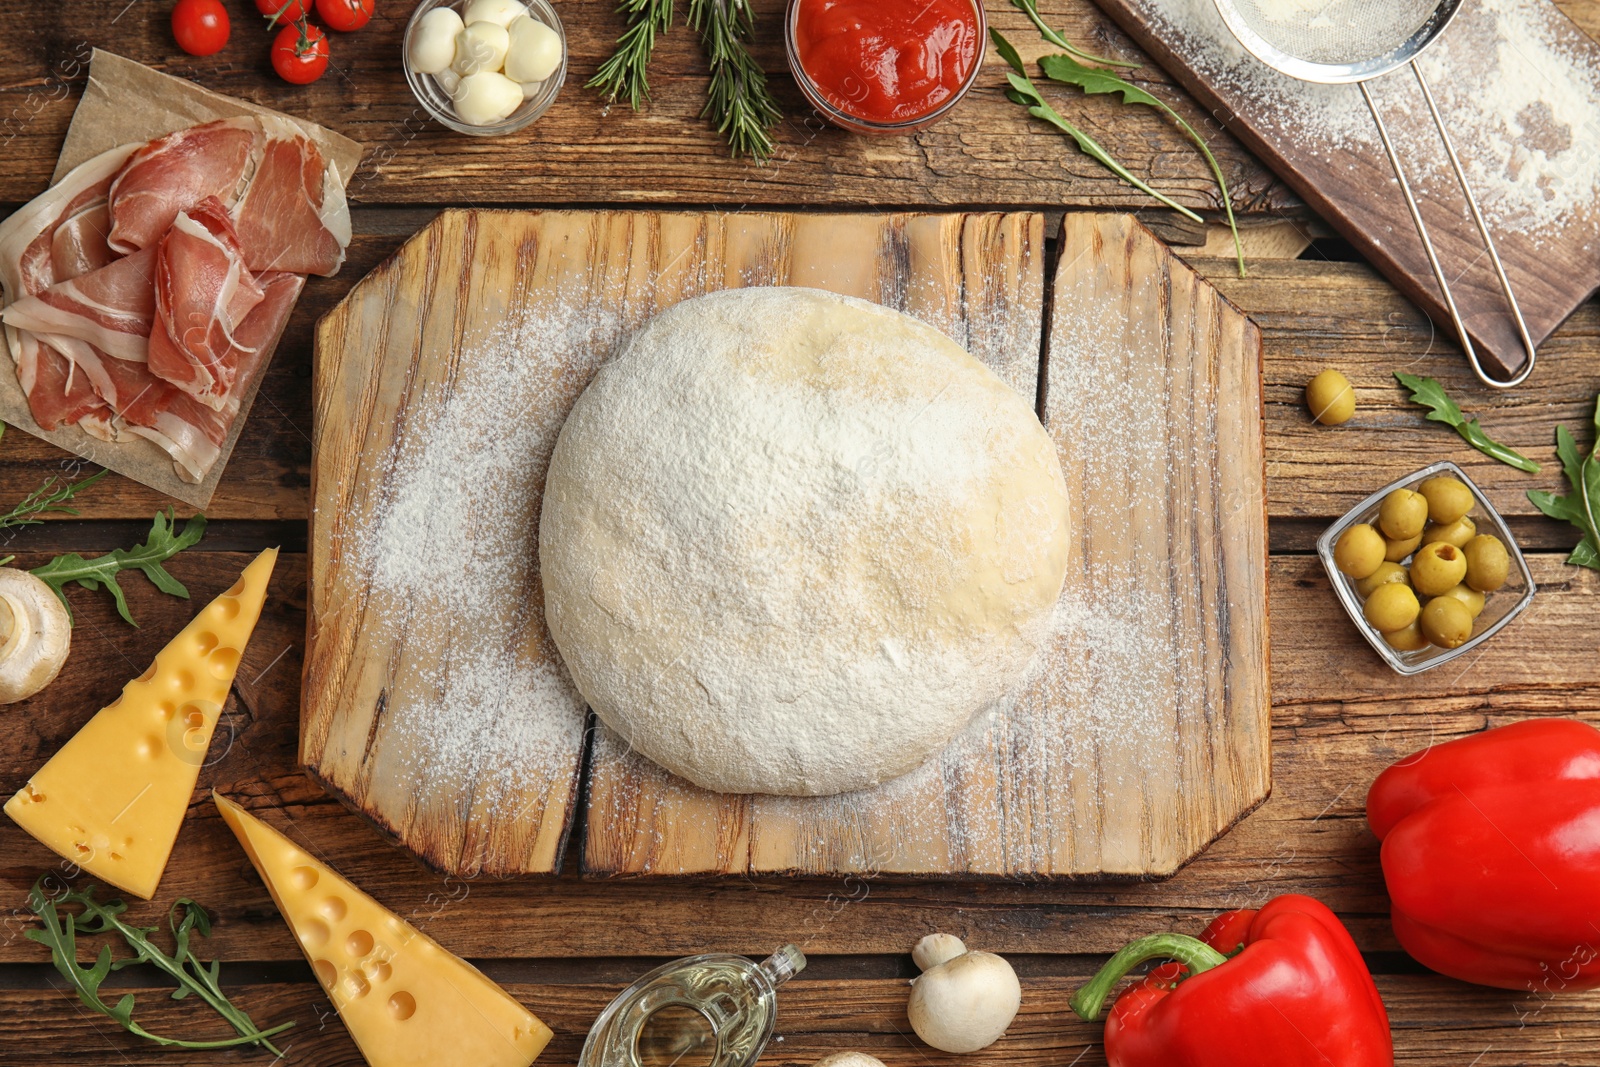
<box><xmin>409</xmin><ymin>7</ymin><xmax>463</xmax><ymax>75</ymax></box>
<box><xmin>453</xmin><ymin>21</ymin><xmax>510</xmax><ymax>76</ymax></box>
<box><xmin>462</xmin><ymin>0</ymin><xmax>528</xmax><ymax>27</ymax></box>
<box><xmin>434</xmin><ymin>66</ymin><xmax>461</xmax><ymax>95</ymax></box>
<box><xmin>452</xmin><ymin>70</ymin><xmax>524</xmax><ymax>125</ymax></box>
<box><xmin>505</xmin><ymin>15</ymin><xmax>562</xmax><ymax>83</ymax></box>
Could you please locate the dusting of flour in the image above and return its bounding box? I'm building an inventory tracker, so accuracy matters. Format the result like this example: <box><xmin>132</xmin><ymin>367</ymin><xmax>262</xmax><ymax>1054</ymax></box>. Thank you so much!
<box><xmin>1145</xmin><ymin>0</ymin><xmax>1600</xmax><ymax>244</ymax></box>
<box><xmin>342</xmin><ymin>297</ymin><xmax>620</xmax><ymax>816</ymax></box>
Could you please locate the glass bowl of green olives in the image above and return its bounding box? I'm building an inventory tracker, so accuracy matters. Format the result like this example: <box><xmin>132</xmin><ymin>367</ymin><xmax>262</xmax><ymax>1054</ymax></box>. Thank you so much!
<box><xmin>1317</xmin><ymin>461</ymin><xmax>1535</xmax><ymax>676</ymax></box>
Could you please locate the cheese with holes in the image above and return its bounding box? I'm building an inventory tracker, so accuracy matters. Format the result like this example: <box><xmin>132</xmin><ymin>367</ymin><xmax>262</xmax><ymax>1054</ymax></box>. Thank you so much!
<box><xmin>3</xmin><ymin>549</ymin><xmax>277</xmax><ymax>899</ymax></box>
<box><xmin>214</xmin><ymin>793</ymin><xmax>552</xmax><ymax>1067</ymax></box>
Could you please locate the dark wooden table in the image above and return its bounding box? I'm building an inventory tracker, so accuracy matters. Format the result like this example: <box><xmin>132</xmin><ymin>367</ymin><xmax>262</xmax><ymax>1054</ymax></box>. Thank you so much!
<box><xmin>1</xmin><ymin>2</ymin><xmax>1598</xmax><ymax>1064</ymax></box>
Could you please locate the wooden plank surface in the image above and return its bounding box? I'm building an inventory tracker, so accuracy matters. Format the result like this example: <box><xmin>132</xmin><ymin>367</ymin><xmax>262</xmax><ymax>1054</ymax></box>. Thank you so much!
<box><xmin>0</xmin><ymin>216</ymin><xmax>1590</xmax><ymax>537</ymax></box>
<box><xmin>1091</xmin><ymin>0</ymin><xmax>1600</xmax><ymax>380</ymax></box>
<box><xmin>0</xmin><ymin>550</ymin><xmax>1596</xmax><ymax>1063</ymax></box>
<box><xmin>3</xmin><ymin>975</ymin><xmax>1598</xmax><ymax>1067</ymax></box>
<box><xmin>2</xmin><ymin>0</ymin><xmax>1599</xmax><ymax>1061</ymax></box>
<box><xmin>3</xmin><ymin>552</ymin><xmax>1594</xmax><ymax>962</ymax></box>
<box><xmin>0</xmin><ymin>3</ymin><xmax>1297</xmax><ymax>214</ymax></box>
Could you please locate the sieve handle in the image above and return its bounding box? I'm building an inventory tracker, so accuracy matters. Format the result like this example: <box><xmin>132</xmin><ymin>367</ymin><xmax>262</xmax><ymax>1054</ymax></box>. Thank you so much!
<box><xmin>1359</xmin><ymin>73</ymin><xmax>1536</xmax><ymax>389</ymax></box>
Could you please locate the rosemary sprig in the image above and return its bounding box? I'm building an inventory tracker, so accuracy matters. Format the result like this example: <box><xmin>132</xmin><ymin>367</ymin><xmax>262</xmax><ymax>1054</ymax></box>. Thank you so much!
<box><xmin>590</xmin><ymin>0</ymin><xmax>781</xmax><ymax>159</ymax></box>
<box><xmin>26</xmin><ymin>879</ymin><xmax>294</xmax><ymax>1055</ymax></box>
<box><xmin>0</xmin><ymin>468</ymin><xmax>107</xmax><ymax>532</ymax></box>
<box><xmin>1012</xmin><ymin>0</ymin><xmax>1140</xmax><ymax>68</ymax></box>
<box><xmin>994</xmin><ymin>30</ymin><xmax>1202</xmax><ymax>223</ymax></box>
<box><xmin>587</xmin><ymin>0</ymin><xmax>675</xmax><ymax>110</ymax></box>
<box><xmin>688</xmin><ymin>0</ymin><xmax>781</xmax><ymax>160</ymax></box>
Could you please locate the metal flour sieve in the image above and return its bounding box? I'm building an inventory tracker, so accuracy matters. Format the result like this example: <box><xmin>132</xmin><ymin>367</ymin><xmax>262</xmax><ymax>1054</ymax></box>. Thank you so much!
<box><xmin>1212</xmin><ymin>0</ymin><xmax>1537</xmax><ymax>387</ymax></box>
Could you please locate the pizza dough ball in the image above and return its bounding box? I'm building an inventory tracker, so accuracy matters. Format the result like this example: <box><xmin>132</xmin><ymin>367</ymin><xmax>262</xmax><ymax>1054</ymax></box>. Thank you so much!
<box><xmin>539</xmin><ymin>287</ymin><xmax>1070</xmax><ymax>796</ymax></box>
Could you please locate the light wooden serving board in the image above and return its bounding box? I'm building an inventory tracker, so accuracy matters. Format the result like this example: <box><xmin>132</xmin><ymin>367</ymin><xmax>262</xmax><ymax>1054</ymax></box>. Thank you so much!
<box><xmin>1092</xmin><ymin>0</ymin><xmax>1600</xmax><ymax>382</ymax></box>
<box><xmin>306</xmin><ymin>209</ymin><xmax>1269</xmax><ymax>879</ymax></box>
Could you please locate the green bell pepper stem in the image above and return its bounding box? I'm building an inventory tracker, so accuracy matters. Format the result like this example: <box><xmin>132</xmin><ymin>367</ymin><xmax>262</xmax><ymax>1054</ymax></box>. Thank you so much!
<box><xmin>1069</xmin><ymin>933</ymin><xmax>1230</xmax><ymax>1021</ymax></box>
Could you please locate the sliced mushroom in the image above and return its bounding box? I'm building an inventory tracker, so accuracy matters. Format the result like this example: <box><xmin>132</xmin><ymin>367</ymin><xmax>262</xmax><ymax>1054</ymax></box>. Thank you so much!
<box><xmin>907</xmin><ymin>934</ymin><xmax>1021</xmax><ymax>1054</ymax></box>
<box><xmin>0</xmin><ymin>569</ymin><xmax>70</xmax><ymax>703</ymax></box>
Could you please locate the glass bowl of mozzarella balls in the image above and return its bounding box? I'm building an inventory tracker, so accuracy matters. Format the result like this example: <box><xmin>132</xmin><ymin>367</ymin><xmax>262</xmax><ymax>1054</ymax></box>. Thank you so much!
<box><xmin>404</xmin><ymin>0</ymin><xmax>567</xmax><ymax>134</ymax></box>
<box><xmin>1318</xmin><ymin>461</ymin><xmax>1536</xmax><ymax>676</ymax></box>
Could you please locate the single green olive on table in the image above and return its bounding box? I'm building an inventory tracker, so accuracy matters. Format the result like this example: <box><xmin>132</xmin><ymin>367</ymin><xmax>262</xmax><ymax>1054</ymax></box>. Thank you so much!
<box><xmin>1305</xmin><ymin>368</ymin><xmax>1356</xmax><ymax>424</ymax></box>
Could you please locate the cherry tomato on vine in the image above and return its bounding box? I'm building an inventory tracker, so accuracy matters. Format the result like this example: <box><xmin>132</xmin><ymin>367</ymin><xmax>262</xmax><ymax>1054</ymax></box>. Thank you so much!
<box><xmin>172</xmin><ymin>0</ymin><xmax>230</xmax><ymax>56</ymax></box>
<box><xmin>254</xmin><ymin>0</ymin><xmax>314</xmax><ymax>24</ymax></box>
<box><xmin>271</xmin><ymin>23</ymin><xmax>330</xmax><ymax>84</ymax></box>
<box><xmin>316</xmin><ymin>0</ymin><xmax>375</xmax><ymax>32</ymax></box>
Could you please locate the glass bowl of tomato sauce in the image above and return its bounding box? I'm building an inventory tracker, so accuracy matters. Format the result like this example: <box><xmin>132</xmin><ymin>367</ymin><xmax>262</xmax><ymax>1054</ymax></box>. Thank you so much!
<box><xmin>785</xmin><ymin>0</ymin><xmax>986</xmax><ymax>134</ymax></box>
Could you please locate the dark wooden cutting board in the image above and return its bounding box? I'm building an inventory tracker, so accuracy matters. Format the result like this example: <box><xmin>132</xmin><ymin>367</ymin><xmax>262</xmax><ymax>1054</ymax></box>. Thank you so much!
<box><xmin>1092</xmin><ymin>0</ymin><xmax>1600</xmax><ymax>382</ymax></box>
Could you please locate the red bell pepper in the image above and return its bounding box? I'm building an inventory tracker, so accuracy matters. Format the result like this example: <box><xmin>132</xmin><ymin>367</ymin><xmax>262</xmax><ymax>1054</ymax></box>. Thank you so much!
<box><xmin>1070</xmin><ymin>894</ymin><xmax>1392</xmax><ymax>1066</ymax></box>
<box><xmin>1367</xmin><ymin>717</ymin><xmax>1600</xmax><ymax>991</ymax></box>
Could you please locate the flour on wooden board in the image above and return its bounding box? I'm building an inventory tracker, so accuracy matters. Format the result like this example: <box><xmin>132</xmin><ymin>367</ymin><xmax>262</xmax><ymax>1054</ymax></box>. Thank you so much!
<box><xmin>343</xmin><ymin>296</ymin><xmax>620</xmax><ymax>813</ymax></box>
<box><xmin>1146</xmin><ymin>0</ymin><xmax>1600</xmax><ymax>245</ymax></box>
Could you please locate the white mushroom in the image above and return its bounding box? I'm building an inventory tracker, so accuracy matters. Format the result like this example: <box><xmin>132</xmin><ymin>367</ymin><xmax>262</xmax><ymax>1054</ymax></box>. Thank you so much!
<box><xmin>906</xmin><ymin>934</ymin><xmax>1021</xmax><ymax>1054</ymax></box>
<box><xmin>811</xmin><ymin>1055</ymin><xmax>887</xmax><ymax>1067</ymax></box>
<box><xmin>0</xmin><ymin>570</ymin><xmax>70</xmax><ymax>703</ymax></box>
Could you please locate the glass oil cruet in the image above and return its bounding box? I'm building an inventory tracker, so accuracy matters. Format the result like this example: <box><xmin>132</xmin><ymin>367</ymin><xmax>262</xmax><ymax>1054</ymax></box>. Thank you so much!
<box><xmin>578</xmin><ymin>944</ymin><xmax>806</xmax><ymax>1067</ymax></box>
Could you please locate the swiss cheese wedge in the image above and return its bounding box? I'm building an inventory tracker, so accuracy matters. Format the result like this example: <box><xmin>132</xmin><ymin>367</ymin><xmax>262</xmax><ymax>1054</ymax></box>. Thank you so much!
<box><xmin>4</xmin><ymin>549</ymin><xmax>277</xmax><ymax>899</ymax></box>
<box><xmin>213</xmin><ymin>793</ymin><xmax>552</xmax><ymax>1067</ymax></box>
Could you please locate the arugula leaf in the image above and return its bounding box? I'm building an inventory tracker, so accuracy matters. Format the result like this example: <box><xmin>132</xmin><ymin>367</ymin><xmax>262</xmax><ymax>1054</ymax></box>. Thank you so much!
<box><xmin>1393</xmin><ymin>371</ymin><xmax>1540</xmax><ymax>474</ymax></box>
<box><xmin>30</xmin><ymin>509</ymin><xmax>207</xmax><ymax>626</ymax></box>
<box><xmin>993</xmin><ymin>30</ymin><xmax>1203</xmax><ymax>224</ymax></box>
<box><xmin>0</xmin><ymin>468</ymin><xmax>107</xmax><ymax>531</ymax></box>
<box><xmin>1011</xmin><ymin>0</ymin><xmax>1140</xmax><ymax>68</ymax></box>
<box><xmin>1527</xmin><ymin>396</ymin><xmax>1600</xmax><ymax>570</ymax></box>
<box><xmin>25</xmin><ymin>879</ymin><xmax>292</xmax><ymax>1053</ymax></box>
<box><xmin>1038</xmin><ymin>53</ymin><xmax>1244</xmax><ymax>277</ymax></box>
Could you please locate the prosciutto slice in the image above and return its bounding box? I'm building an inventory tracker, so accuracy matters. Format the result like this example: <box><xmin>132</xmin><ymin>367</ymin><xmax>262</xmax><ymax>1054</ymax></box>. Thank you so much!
<box><xmin>107</xmin><ymin>116</ymin><xmax>349</xmax><ymax>277</ymax></box>
<box><xmin>148</xmin><ymin>197</ymin><xmax>265</xmax><ymax>409</ymax></box>
<box><xmin>231</xmin><ymin>117</ymin><xmax>350</xmax><ymax>276</ymax></box>
<box><xmin>0</xmin><ymin>143</ymin><xmax>135</xmax><ymax>431</ymax></box>
<box><xmin>2</xmin><ymin>247</ymin><xmax>156</xmax><ymax>365</ymax></box>
<box><xmin>105</xmin><ymin>119</ymin><xmax>256</xmax><ymax>254</ymax></box>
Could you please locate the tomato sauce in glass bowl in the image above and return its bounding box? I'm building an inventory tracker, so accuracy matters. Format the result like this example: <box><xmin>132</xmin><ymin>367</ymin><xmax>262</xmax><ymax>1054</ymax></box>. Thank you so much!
<box><xmin>786</xmin><ymin>0</ymin><xmax>986</xmax><ymax>134</ymax></box>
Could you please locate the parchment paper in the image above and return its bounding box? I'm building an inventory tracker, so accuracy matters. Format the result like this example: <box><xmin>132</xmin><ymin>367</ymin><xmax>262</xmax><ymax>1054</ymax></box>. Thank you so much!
<box><xmin>0</xmin><ymin>49</ymin><xmax>363</xmax><ymax>508</ymax></box>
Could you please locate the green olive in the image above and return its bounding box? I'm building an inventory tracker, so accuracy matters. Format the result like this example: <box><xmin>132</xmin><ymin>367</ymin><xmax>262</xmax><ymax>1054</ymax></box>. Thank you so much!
<box><xmin>1410</xmin><ymin>541</ymin><xmax>1468</xmax><ymax>596</ymax></box>
<box><xmin>1364</xmin><ymin>582</ymin><xmax>1420</xmax><ymax>632</ymax></box>
<box><xmin>1463</xmin><ymin>534</ymin><xmax>1510</xmax><ymax>592</ymax></box>
<box><xmin>1439</xmin><ymin>583</ymin><xmax>1485</xmax><ymax>620</ymax></box>
<box><xmin>1420</xmin><ymin>595</ymin><xmax>1474</xmax><ymax>649</ymax></box>
<box><xmin>1378</xmin><ymin>488</ymin><xmax>1429</xmax><ymax>541</ymax></box>
<box><xmin>1355</xmin><ymin>561</ymin><xmax>1411</xmax><ymax>599</ymax></box>
<box><xmin>1384</xmin><ymin>531</ymin><xmax>1423</xmax><ymax>563</ymax></box>
<box><xmin>1383</xmin><ymin>621</ymin><xmax>1429</xmax><ymax>652</ymax></box>
<box><xmin>1418</xmin><ymin>476</ymin><xmax>1474</xmax><ymax>524</ymax></box>
<box><xmin>1334</xmin><ymin>524</ymin><xmax>1386</xmax><ymax>579</ymax></box>
<box><xmin>1422</xmin><ymin>515</ymin><xmax>1477</xmax><ymax>548</ymax></box>
<box><xmin>1306</xmin><ymin>370</ymin><xmax>1356</xmax><ymax>425</ymax></box>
